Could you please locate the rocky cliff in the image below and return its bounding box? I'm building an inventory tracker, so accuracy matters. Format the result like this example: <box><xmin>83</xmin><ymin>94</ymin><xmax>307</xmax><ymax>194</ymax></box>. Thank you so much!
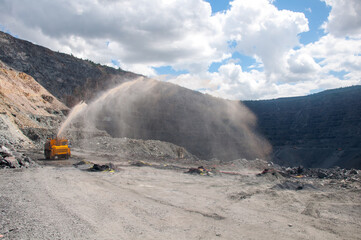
<box><xmin>0</xmin><ymin>31</ymin><xmax>140</xmax><ymax>107</ymax></box>
<box><xmin>244</xmin><ymin>86</ymin><xmax>361</xmax><ymax>169</ymax></box>
<box><xmin>0</xmin><ymin>60</ymin><xmax>68</xmax><ymax>148</ymax></box>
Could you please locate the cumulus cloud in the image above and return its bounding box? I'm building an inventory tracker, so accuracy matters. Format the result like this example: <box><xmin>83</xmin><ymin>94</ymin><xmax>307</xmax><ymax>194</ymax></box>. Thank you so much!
<box><xmin>303</xmin><ymin>35</ymin><xmax>361</xmax><ymax>73</ymax></box>
<box><xmin>322</xmin><ymin>0</ymin><xmax>361</xmax><ymax>38</ymax></box>
<box><xmin>169</xmin><ymin>63</ymin><xmax>272</xmax><ymax>100</ymax></box>
<box><xmin>0</xmin><ymin>0</ymin><xmax>223</xmax><ymax>72</ymax></box>
<box><xmin>169</xmin><ymin>63</ymin><xmax>318</xmax><ymax>100</ymax></box>
<box><xmin>287</xmin><ymin>52</ymin><xmax>320</xmax><ymax>75</ymax></box>
<box><xmin>221</xmin><ymin>0</ymin><xmax>309</xmax><ymax>78</ymax></box>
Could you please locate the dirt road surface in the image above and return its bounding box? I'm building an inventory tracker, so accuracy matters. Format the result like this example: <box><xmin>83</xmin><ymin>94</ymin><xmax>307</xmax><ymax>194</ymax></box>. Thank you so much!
<box><xmin>1</xmin><ymin>151</ymin><xmax>360</xmax><ymax>239</ymax></box>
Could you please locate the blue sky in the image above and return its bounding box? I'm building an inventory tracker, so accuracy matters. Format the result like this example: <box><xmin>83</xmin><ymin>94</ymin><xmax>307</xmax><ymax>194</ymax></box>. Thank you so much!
<box><xmin>205</xmin><ymin>0</ymin><xmax>231</xmax><ymax>13</ymax></box>
<box><xmin>0</xmin><ymin>0</ymin><xmax>360</xmax><ymax>100</ymax></box>
<box><xmin>273</xmin><ymin>0</ymin><xmax>330</xmax><ymax>44</ymax></box>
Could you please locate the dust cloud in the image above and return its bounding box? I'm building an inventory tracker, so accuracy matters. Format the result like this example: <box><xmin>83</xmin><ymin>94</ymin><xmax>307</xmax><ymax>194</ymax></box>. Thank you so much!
<box><xmin>57</xmin><ymin>101</ymin><xmax>87</xmax><ymax>138</ymax></box>
<box><xmin>59</xmin><ymin>77</ymin><xmax>271</xmax><ymax>161</ymax></box>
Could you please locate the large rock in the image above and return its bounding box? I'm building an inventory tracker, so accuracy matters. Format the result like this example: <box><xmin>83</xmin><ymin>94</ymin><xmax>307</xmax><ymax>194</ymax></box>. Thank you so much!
<box><xmin>0</xmin><ymin>145</ymin><xmax>36</xmax><ymax>168</ymax></box>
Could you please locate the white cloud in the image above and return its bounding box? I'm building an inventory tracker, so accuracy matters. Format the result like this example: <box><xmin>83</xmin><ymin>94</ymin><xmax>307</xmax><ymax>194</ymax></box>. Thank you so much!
<box><xmin>117</xmin><ymin>63</ymin><xmax>157</xmax><ymax>77</ymax></box>
<box><xmin>0</xmin><ymin>0</ymin><xmax>224</xmax><ymax>73</ymax></box>
<box><xmin>222</xmin><ymin>0</ymin><xmax>309</xmax><ymax>77</ymax></box>
<box><xmin>169</xmin><ymin>63</ymin><xmax>273</xmax><ymax>100</ymax></box>
<box><xmin>170</xmin><ymin>62</ymin><xmax>323</xmax><ymax>100</ymax></box>
<box><xmin>322</xmin><ymin>0</ymin><xmax>361</xmax><ymax>38</ymax></box>
<box><xmin>301</xmin><ymin>35</ymin><xmax>361</xmax><ymax>76</ymax></box>
<box><xmin>287</xmin><ymin>52</ymin><xmax>320</xmax><ymax>75</ymax></box>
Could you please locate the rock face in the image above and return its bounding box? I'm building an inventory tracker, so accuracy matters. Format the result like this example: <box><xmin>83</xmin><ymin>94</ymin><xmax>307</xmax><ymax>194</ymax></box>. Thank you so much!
<box><xmin>244</xmin><ymin>86</ymin><xmax>361</xmax><ymax>169</ymax></box>
<box><xmin>0</xmin><ymin>60</ymin><xmax>68</xmax><ymax>148</ymax></box>
<box><xmin>0</xmin><ymin>31</ymin><xmax>140</xmax><ymax>107</ymax></box>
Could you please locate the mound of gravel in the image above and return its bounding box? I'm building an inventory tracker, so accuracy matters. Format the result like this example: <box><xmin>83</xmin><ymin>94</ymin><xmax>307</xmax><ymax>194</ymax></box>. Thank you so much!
<box><xmin>72</xmin><ymin>135</ymin><xmax>198</xmax><ymax>161</ymax></box>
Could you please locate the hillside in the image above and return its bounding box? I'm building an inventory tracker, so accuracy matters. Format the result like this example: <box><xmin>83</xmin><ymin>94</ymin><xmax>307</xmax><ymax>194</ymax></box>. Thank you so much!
<box><xmin>244</xmin><ymin>86</ymin><xmax>361</xmax><ymax>169</ymax></box>
<box><xmin>0</xmin><ymin>31</ymin><xmax>140</xmax><ymax>107</ymax></box>
<box><xmin>0</xmin><ymin>60</ymin><xmax>68</xmax><ymax>148</ymax></box>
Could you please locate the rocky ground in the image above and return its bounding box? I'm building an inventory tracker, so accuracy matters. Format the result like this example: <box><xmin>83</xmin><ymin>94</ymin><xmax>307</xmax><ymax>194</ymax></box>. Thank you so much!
<box><xmin>1</xmin><ymin>144</ymin><xmax>360</xmax><ymax>240</ymax></box>
<box><xmin>0</xmin><ymin>145</ymin><xmax>37</xmax><ymax>169</ymax></box>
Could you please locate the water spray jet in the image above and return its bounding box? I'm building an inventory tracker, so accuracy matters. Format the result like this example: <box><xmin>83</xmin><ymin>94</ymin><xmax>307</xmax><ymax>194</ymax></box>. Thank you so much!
<box><xmin>56</xmin><ymin>77</ymin><xmax>271</xmax><ymax>161</ymax></box>
<box><xmin>57</xmin><ymin>101</ymin><xmax>88</xmax><ymax>138</ymax></box>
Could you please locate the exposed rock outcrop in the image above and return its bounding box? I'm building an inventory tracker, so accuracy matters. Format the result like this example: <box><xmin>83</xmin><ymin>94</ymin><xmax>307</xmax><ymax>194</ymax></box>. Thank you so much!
<box><xmin>0</xmin><ymin>145</ymin><xmax>37</xmax><ymax>168</ymax></box>
<box><xmin>0</xmin><ymin>60</ymin><xmax>68</xmax><ymax>148</ymax></box>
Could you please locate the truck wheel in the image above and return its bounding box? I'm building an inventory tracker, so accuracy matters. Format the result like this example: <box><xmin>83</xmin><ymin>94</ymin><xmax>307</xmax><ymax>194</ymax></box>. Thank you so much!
<box><xmin>44</xmin><ymin>150</ymin><xmax>50</xmax><ymax>160</ymax></box>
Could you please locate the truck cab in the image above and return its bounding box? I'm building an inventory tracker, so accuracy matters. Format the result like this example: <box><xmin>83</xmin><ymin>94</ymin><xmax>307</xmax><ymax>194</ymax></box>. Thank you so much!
<box><xmin>44</xmin><ymin>138</ymin><xmax>71</xmax><ymax>160</ymax></box>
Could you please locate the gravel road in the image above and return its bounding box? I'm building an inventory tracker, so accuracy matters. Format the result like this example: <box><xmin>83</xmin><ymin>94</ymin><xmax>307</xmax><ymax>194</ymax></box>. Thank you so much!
<box><xmin>1</xmin><ymin>156</ymin><xmax>361</xmax><ymax>239</ymax></box>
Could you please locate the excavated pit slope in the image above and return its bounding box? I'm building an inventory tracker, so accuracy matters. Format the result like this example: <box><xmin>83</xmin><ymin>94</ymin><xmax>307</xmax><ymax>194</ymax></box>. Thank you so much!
<box><xmin>244</xmin><ymin>86</ymin><xmax>361</xmax><ymax>169</ymax></box>
<box><xmin>0</xmin><ymin>60</ymin><xmax>68</xmax><ymax>147</ymax></box>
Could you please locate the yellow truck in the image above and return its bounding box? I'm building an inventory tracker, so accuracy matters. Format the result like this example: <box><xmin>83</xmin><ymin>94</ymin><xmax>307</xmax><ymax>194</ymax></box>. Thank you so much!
<box><xmin>44</xmin><ymin>138</ymin><xmax>71</xmax><ymax>160</ymax></box>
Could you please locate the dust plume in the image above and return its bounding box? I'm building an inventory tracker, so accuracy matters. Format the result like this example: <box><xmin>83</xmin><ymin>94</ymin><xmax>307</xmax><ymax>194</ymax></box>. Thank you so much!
<box><xmin>60</xmin><ymin>77</ymin><xmax>271</xmax><ymax>160</ymax></box>
<box><xmin>57</xmin><ymin>101</ymin><xmax>87</xmax><ymax>138</ymax></box>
